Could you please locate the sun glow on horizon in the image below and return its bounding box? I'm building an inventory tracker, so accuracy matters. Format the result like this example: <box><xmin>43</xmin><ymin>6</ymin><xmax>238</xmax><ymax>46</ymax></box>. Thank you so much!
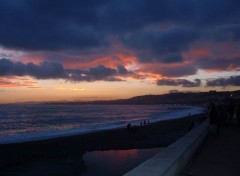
<box><xmin>0</xmin><ymin>1</ymin><xmax>240</xmax><ymax>103</ymax></box>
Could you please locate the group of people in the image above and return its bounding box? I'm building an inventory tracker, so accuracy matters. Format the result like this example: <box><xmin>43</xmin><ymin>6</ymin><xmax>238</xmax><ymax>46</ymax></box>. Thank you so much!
<box><xmin>126</xmin><ymin>123</ymin><xmax>137</xmax><ymax>132</ymax></box>
<box><xmin>208</xmin><ymin>100</ymin><xmax>240</xmax><ymax>135</ymax></box>
<box><xmin>126</xmin><ymin>120</ymin><xmax>150</xmax><ymax>132</ymax></box>
<box><xmin>140</xmin><ymin>120</ymin><xmax>150</xmax><ymax>126</ymax></box>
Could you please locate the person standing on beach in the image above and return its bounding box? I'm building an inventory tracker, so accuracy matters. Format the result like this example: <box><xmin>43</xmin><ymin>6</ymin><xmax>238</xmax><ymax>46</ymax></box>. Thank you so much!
<box><xmin>209</xmin><ymin>103</ymin><xmax>219</xmax><ymax>135</ymax></box>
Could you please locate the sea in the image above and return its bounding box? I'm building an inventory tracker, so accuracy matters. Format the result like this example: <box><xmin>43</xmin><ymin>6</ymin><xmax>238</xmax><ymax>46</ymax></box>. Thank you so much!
<box><xmin>0</xmin><ymin>104</ymin><xmax>203</xmax><ymax>144</ymax></box>
<box><xmin>0</xmin><ymin>104</ymin><xmax>204</xmax><ymax>175</ymax></box>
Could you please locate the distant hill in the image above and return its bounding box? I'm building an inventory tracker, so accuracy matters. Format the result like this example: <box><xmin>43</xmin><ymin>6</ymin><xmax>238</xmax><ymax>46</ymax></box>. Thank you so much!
<box><xmin>47</xmin><ymin>90</ymin><xmax>240</xmax><ymax>105</ymax></box>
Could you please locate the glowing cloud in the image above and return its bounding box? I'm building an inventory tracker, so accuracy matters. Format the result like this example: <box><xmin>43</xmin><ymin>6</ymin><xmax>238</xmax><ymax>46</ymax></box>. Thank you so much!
<box><xmin>0</xmin><ymin>77</ymin><xmax>40</xmax><ymax>88</ymax></box>
<box><xmin>72</xmin><ymin>88</ymin><xmax>85</xmax><ymax>91</ymax></box>
<box><xmin>0</xmin><ymin>0</ymin><xmax>240</xmax><ymax>102</ymax></box>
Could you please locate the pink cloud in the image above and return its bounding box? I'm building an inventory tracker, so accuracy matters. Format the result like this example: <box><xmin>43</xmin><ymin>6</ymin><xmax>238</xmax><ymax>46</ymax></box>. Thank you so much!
<box><xmin>0</xmin><ymin>77</ymin><xmax>40</xmax><ymax>88</ymax></box>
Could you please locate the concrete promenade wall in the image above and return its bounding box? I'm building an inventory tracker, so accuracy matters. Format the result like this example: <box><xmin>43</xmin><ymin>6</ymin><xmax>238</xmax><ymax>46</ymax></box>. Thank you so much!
<box><xmin>123</xmin><ymin>120</ymin><xmax>209</xmax><ymax>176</ymax></box>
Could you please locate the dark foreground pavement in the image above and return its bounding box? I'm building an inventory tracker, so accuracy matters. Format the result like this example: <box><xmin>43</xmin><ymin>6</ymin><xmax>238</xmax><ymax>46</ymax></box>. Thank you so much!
<box><xmin>181</xmin><ymin>122</ymin><xmax>240</xmax><ymax>176</ymax></box>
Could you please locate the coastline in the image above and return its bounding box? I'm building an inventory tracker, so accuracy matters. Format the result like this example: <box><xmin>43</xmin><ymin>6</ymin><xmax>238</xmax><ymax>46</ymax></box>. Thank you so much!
<box><xmin>0</xmin><ymin>113</ymin><xmax>205</xmax><ymax>175</ymax></box>
<box><xmin>0</xmin><ymin>105</ymin><xmax>203</xmax><ymax>145</ymax></box>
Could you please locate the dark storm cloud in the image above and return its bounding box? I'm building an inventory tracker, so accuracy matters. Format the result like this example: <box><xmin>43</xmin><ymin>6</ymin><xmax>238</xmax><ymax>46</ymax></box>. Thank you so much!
<box><xmin>157</xmin><ymin>78</ymin><xmax>201</xmax><ymax>87</ymax></box>
<box><xmin>68</xmin><ymin>64</ymin><xmax>134</xmax><ymax>81</ymax></box>
<box><xmin>0</xmin><ymin>0</ymin><xmax>108</xmax><ymax>51</ymax></box>
<box><xmin>0</xmin><ymin>0</ymin><xmax>239</xmax><ymax>49</ymax></box>
<box><xmin>206</xmin><ymin>76</ymin><xmax>240</xmax><ymax>87</ymax></box>
<box><xmin>194</xmin><ymin>0</ymin><xmax>240</xmax><ymax>27</ymax></box>
<box><xmin>98</xmin><ymin>0</ymin><xmax>195</xmax><ymax>32</ymax></box>
<box><xmin>0</xmin><ymin>58</ymin><xmax>27</xmax><ymax>76</ymax></box>
<box><xmin>161</xmin><ymin>65</ymin><xmax>197</xmax><ymax>77</ymax></box>
<box><xmin>196</xmin><ymin>57</ymin><xmax>240</xmax><ymax>70</ymax></box>
<box><xmin>67</xmin><ymin>65</ymin><xmax>116</xmax><ymax>82</ymax></box>
<box><xmin>81</xmin><ymin>65</ymin><xmax>117</xmax><ymax>81</ymax></box>
<box><xmin>161</xmin><ymin>54</ymin><xmax>184</xmax><ymax>63</ymax></box>
<box><xmin>205</xmin><ymin>24</ymin><xmax>240</xmax><ymax>42</ymax></box>
<box><xmin>26</xmin><ymin>62</ymin><xmax>66</xmax><ymax>79</ymax></box>
<box><xmin>100</xmin><ymin>0</ymin><xmax>240</xmax><ymax>31</ymax></box>
<box><xmin>0</xmin><ymin>58</ymin><xmax>133</xmax><ymax>81</ymax></box>
<box><xmin>116</xmin><ymin>65</ymin><xmax>129</xmax><ymax>75</ymax></box>
<box><xmin>0</xmin><ymin>0</ymin><xmax>240</xmax><ymax>67</ymax></box>
<box><xmin>123</xmin><ymin>26</ymin><xmax>198</xmax><ymax>63</ymax></box>
<box><xmin>156</xmin><ymin>75</ymin><xmax>240</xmax><ymax>88</ymax></box>
<box><xmin>0</xmin><ymin>58</ymin><xmax>66</xmax><ymax>79</ymax></box>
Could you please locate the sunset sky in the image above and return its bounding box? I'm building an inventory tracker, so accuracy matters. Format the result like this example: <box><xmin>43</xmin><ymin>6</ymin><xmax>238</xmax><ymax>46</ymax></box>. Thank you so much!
<box><xmin>0</xmin><ymin>0</ymin><xmax>240</xmax><ymax>103</ymax></box>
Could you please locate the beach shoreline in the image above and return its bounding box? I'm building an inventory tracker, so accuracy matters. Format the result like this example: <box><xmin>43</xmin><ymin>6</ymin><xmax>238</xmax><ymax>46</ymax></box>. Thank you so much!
<box><xmin>0</xmin><ymin>106</ymin><xmax>203</xmax><ymax>145</ymax></box>
<box><xmin>0</xmin><ymin>113</ymin><xmax>205</xmax><ymax>175</ymax></box>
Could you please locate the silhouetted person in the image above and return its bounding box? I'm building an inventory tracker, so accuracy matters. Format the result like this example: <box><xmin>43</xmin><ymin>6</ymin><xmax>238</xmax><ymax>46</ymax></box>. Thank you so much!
<box><xmin>127</xmin><ymin>123</ymin><xmax>131</xmax><ymax>132</ymax></box>
<box><xmin>127</xmin><ymin>123</ymin><xmax>137</xmax><ymax>132</ymax></box>
<box><xmin>143</xmin><ymin>120</ymin><xmax>146</xmax><ymax>125</ymax></box>
<box><xmin>227</xmin><ymin>100</ymin><xmax>235</xmax><ymax>121</ymax></box>
<box><xmin>209</xmin><ymin>103</ymin><xmax>219</xmax><ymax>135</ymax></box>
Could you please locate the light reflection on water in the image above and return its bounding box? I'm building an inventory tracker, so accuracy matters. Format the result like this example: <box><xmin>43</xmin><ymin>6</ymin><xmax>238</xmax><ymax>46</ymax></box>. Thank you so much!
<box><xmin>82</xmin><ymin>148</ymin><xmax>162</xmax><ymax>176</ymax></box>
<box><xmin>0</xmin><ymin>104</ymin><xmax>202</xmax><ymax>144</ymax></box>
<box><xmin>0</xmin><ymin>104</ymin><xmax>170</xmax><ymax>141</ymax></box>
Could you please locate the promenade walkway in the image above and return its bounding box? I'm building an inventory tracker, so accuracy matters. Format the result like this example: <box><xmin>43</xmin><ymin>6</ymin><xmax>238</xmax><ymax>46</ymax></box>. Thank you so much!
<box><xmin>180</xmin><ymin>122</ymin><xmax>240</xmax><ymax>176</ymax></box>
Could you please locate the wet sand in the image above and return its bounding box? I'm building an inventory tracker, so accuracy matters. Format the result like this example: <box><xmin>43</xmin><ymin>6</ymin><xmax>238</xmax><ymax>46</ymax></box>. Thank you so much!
<box><xmin>0</xmin><ymin>113</ymin><xmax>205</xmax><ymax>175</ymax></box>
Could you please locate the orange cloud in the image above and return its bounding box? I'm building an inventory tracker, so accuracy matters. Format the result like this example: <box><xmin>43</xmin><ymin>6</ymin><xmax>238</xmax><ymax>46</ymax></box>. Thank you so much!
<box><xmin>21</xmin><ymin>56</ymin><xmax>45</xmax><ymax>64</ymax></box>
<box><xmin>0</xmin><ymin>77</ymin><xmax>40</xmax><ymax>88</ymax></box>
<box><xmin>63</xmin><ymin>52</ymin><xmax>137</xmax><ymax>69</ymax></box>
<box><xmin>19</xmin><ymin>46</ymin><xmax>137</xmax><ymax>70</ymax></box>
<box><xmin>55</xmin><ymin>86</ymin><xmax>85</xmax><ymax>91</ymax></box>
<box><xmin>190</xmin><ymin>49</ymin><xmax>209</xmax><ymax>57</ymax></box>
